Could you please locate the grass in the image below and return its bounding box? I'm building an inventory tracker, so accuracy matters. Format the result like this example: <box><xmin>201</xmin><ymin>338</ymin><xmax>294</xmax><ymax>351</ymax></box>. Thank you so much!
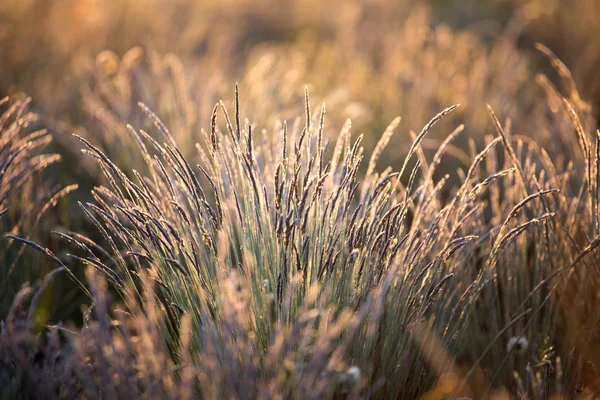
<box><xmin>2</xmin><ymin>0</ymin><xmax>600</xmax><ymax>399</ymax></box>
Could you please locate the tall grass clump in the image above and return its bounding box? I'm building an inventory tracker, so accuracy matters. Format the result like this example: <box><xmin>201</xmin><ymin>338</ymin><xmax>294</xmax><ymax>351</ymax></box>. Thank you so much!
<box><xmin>2</xmin><ymin>0</ymin><xmax>600</xmax><ymax>398</ymax></box>
<box><xmin>4</xmin><ymin>49</ymin><xmax>600</xmax><ymax>397</ymax></box>
<box><xmin>0</xmin><ymin>98</ymin><xmax>78</xmax><ymax>316</ymax></box>
<box><xmin>0</xmin><ymin>97</ymin><xmax>81</xmax><ymax>397</ymax></box>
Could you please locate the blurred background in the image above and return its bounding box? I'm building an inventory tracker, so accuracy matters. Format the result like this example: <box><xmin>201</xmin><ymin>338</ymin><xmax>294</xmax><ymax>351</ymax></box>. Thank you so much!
<box><xmin>2</xmin><ymin>0</ymin><xmax>600</xmax><ymax>207</ymax></box>
<box><xmin>1</xmin><ymin>0</ymin><xmax>599</xmax><ymax>133</ymax></box>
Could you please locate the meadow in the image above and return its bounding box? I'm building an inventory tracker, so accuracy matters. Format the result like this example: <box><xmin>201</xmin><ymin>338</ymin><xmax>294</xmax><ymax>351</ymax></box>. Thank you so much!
<box><xmin>2</xmin><ymin>0</ymin><xmax>600</xmax><ymax>398</ymax></box>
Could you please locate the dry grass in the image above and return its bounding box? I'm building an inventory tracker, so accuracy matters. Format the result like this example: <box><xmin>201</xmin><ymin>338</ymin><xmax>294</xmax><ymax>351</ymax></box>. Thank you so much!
<box><xmin>2</xmin><ymin>0</ymin><xmax>600</xmax><ymax>399</ymax></box>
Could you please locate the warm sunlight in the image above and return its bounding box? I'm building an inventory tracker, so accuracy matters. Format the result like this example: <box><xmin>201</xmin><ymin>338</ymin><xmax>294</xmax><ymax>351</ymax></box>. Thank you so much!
<box><xmin>2</xmin><ymin>1</ymin><xmax>600</xmax><ymax>398</ymax></box>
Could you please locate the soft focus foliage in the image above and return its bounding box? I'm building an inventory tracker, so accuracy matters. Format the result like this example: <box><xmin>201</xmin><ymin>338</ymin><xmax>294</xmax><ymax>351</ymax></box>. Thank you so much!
<box><xmin>2</xmin><ymin>0</ymin><xmax>600</xmax><ymax>398</ymax></box>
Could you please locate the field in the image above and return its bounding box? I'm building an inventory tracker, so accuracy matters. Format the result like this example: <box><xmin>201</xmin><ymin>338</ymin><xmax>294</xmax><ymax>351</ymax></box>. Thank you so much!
<box><xmin>2</xmin><ymin>0</ymin><xmax>600</xmax><ymax>398</ymax></box>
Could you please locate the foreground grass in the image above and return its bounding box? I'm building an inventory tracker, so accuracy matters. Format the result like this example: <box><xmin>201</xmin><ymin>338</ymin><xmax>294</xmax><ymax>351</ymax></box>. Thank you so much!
<box><xmin>2</xmin><ymin>2</ymin><xmax>600</xmax><ymax>397</ymax></box>
<box><xmin>2</xmin><ymin>59</ymin><xmax>600</xmax><ymax>397</ymax></box>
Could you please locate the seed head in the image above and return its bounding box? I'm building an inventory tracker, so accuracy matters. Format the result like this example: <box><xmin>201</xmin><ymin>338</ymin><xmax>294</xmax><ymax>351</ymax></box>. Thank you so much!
<box><xmin>346</xmin><ymin>366</ymin><xmax>361</xmax><ymax>383</ymax></box>
<box><xmin>507</xmin><ymin>336</ymin><xmax>528</xmax><ymax>355</ymax></box>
